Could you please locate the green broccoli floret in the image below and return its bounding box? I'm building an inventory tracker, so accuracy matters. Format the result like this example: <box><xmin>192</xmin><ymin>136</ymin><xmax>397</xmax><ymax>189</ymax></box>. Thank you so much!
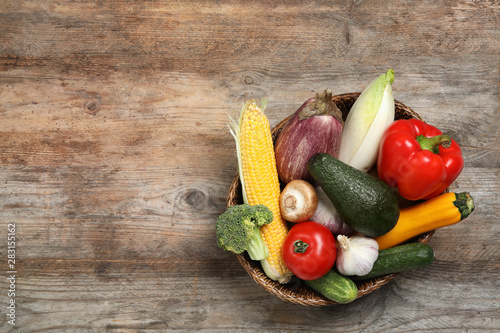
<box><xmin>216</xmin><ymin>204</ymin><xmax>273</xmax><ymax>261</ymax></box>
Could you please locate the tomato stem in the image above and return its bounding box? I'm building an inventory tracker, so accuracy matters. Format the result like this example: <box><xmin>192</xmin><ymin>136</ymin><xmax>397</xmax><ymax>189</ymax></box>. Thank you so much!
<box><xmin>293</xmin><ymin>239</ymin><xmax>309</xmax><ymax>254</ymax></box>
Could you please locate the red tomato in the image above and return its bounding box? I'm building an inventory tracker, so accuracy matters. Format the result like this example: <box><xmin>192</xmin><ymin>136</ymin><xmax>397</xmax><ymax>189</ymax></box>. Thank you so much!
<box><xmin>282</xmin><ymin>221</ymin><xmax>336</xmax><ymax>280</ymax></box>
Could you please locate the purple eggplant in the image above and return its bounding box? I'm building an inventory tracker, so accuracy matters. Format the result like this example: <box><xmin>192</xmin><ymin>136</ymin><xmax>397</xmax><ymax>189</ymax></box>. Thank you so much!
<box><xmin>275</xmin><ymin>90</ymin><xmax>343</xmax><ymax>184</ymax></box>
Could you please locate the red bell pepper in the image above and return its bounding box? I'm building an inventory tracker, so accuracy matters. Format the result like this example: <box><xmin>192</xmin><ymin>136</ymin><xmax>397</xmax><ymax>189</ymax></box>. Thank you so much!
<box><xmin>377</xmin><ymin>119</ymin><xmax>464</xmax><ymax>201</ymax></box>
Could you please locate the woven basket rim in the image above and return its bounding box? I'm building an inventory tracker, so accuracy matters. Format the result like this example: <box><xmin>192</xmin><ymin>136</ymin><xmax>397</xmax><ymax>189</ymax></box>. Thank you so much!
<box><xmin>225</xmin><ymin>92</ymin><xmax>435</xmax><ymax>306</ymax></box>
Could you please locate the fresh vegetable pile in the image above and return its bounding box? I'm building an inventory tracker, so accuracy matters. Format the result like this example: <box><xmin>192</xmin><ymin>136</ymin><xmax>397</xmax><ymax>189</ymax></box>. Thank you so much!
<box><xmin>216</xmin><ymin>70</ymin><xmax>475</xmax><ymax>304</ymax></box>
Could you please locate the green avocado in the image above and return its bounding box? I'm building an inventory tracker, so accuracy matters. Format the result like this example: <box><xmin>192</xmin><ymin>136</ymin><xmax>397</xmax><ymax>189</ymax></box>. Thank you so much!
<box><xmin>307</xmin><ymin>153</ymin><xmax>399</xmax><ymax>237</ymax></box>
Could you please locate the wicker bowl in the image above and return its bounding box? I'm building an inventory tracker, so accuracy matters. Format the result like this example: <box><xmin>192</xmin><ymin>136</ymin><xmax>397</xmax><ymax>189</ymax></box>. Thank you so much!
<box><xmin>226</xmin><ymin>92</ymin><xmax>435</xmax><ymax>306</ymax></box>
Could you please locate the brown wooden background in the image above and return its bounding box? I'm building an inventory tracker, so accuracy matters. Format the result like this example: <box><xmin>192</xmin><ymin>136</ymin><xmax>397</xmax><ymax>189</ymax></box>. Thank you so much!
<box><xmin>1</xmin><ymin>0</ymin><xmax>499</xmax><ymax>332</ymax></box>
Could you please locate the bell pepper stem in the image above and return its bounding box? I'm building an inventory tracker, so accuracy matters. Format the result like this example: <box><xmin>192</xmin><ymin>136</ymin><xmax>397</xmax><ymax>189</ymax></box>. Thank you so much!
<box><xmin>416</xmin><ymin>134</ymin><xmax>452</xmax><ymax>153</ymax></box>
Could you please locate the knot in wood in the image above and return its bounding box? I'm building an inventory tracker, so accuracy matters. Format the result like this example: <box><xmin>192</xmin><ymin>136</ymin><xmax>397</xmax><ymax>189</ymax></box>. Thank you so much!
<box><xmin>185</xmin><ymin>189</ymin><xmax>207</xmax><ymax>211</ymax></box>
<box><xmin>84</xmin><ymin>101</ymin><xmax>100</xmax><ymax>115</ymax></box>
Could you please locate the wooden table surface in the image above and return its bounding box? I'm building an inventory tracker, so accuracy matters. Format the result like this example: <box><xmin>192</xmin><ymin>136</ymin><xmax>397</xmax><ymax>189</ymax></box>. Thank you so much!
<box><xmin>1</xmin><ymin>0</ymin><xmax>499</xmax><ymax>332</ymax></box>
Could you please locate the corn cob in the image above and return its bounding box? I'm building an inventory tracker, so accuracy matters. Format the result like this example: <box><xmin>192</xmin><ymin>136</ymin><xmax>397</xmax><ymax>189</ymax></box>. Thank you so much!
<box><xmin>229</xmin><ymin>100</ymin><xmax>292</xmax><ymax>284</ymax></box>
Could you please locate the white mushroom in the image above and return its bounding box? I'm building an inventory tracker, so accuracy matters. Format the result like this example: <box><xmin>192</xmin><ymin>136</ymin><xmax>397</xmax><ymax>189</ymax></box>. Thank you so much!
<box><xmin>279</xmin><ymin>180</ymin><xmax>319</xmax><ymax>222</ymax></box>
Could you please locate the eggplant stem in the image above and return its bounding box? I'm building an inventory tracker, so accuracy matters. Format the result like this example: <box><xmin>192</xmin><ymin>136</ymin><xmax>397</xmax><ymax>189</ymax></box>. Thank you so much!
<box><xmin>299</xmin><ymin>90</ymin><xmax>343</xmax><ymax>123</ymax></box>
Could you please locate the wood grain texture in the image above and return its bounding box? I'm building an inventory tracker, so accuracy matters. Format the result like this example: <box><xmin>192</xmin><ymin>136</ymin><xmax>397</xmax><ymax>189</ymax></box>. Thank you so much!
<box><xmin>0</xmin><ymin>0</ymin><xmax>499</xmax><ymax>331</ymax></box>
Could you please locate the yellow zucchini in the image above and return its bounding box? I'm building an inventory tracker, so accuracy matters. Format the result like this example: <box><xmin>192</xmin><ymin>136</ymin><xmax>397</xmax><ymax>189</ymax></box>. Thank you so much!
<box><xmin>374</xmin><ymin>192</ymin><xmax>475</xmax><ymax>250</ymax></box>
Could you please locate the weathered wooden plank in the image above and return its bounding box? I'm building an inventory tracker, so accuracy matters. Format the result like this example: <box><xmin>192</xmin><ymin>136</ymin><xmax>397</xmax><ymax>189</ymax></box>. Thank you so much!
<box><xmin>1</xmin><ymin>1</ymin><xmax>498</xmax><ymax>76</ymax></box>
<box><xmin>1</xmin><ymin>68</ymin><xmax>497</xmax><ymax>169</ymax></box>
<box><xmin>0</xmin><ymin>0</ymin><xmax>498</xmax><ymax>331</ymax></box>
<box><xmin>0</xmin><ymin>166</ymin><xmax>497</xmax><ymax>331</ymax></box>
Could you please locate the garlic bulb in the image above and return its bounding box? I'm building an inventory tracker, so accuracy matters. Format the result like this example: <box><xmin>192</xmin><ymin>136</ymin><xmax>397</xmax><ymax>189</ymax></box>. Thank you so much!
<box><xmin>336</xmin><ymin>235</ymin><xmax>379</xmax><ymax>276</ymax></box>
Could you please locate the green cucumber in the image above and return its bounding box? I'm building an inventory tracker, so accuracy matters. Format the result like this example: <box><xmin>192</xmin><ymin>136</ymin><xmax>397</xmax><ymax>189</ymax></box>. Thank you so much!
<box><xmin>305</xmin><ymin>271</ymin><xmax>358</xmax><ymax>304</ymax></box>
<box><xmin>307</xmin><ymin>153</ymin><xmax>399</xmax><ymax>237</ymax></box>
<box><xmin>351</xmin><ymin>243</ymin><xmax>435</xmax><ymax>281</ymax></box>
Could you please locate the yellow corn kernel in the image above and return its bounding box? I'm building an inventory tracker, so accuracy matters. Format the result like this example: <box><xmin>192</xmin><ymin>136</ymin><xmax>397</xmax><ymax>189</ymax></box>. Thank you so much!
<box><xmin>230</xmin><ymin>100</ymin><xmax>292</xmax><ymax>284</ymax></box>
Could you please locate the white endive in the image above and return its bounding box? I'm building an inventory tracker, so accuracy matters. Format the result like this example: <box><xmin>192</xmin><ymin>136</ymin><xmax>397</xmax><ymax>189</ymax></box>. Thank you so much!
<box><xmin>339</xmin><ymin>69</ymin><xmax>395</xmax><ymax>172</ymax></box>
